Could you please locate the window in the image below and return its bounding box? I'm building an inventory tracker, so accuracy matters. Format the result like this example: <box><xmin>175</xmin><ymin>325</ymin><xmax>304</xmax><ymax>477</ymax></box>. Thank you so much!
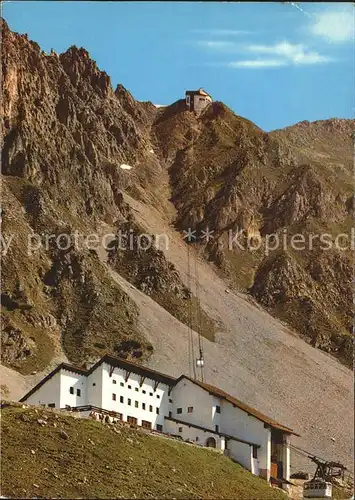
<box><xmin>196</xmin><ymin>436</ymin><xmax>199</xmax><ymax>442</ymax></box>
<box><xmin>178</xmin><ymin>427</ymin><xmax>183</xmax><ymax>433</ymax></box>
<box><xmin>120</xmin><ymin>382</ymin><xmax>124</xmax><ymax>387</ymax></box>
<box><xmin>120</xmin><ymin>396</ymin><xmax>124</xmax><ymax>403</ymax></box>
<box><xmin>252</xmin><ymin>446</ymin><xmax>258</xmax><ymax>459</ymax></box>
<box><xmin>48</xmin><ymin>403</ymin><xmax>55</xmax><ymax>408</ymax></box>
<box><xmin>112</xmin><ymin>393</ymin><xmax>116</xmax><ymax>401</ymax></box>
<box><xmin>142</xmin><ymin>420</ymin><xmax>152</xmax><ymax>429</ymax></box>
<box><xmin>215</xmin><ymin>425</ymin><xmax>219</xmax><ymax>433</ymax></box>
<box><xmin>128</xmin><ymin>385</ymin><xmax>131</xmax><ymax>389</ymax></box>
<box><xmin>149</xmin><ymin>392</ymin><xmax>153</xmax><ymax>396</ymax></box>
<box><xmin>127</xmin><ymin>416</ymin><xmax>137</xmax><ymax>425</ymax></box>
<box><xmin>142</xmin><ymin>403</ymin><xmax>146</xmax><ymax>410</ymax></box>
<box><xmin>169</xmin><ymin>411</ymin><xmax>172</xmax><ymax>418</ymax></box>
<box><xmin>216</xmin><ymin>406</ymin><xmax>221</xmax><ymax>414</ymax></box>
<box><xmin>92</xmin><ymin>383</ymin><xmax>96</xmax><ymax>387</ymax></box>
<box><xmin>135</xmin><ymin>387</ymin><xmax>139</xmax><ymax>392</ymax></box>
<box><xmin>76</xmin><ymin>389</ymin><xmax>81</xmax><ymax>397</ymax></box>
<box><xmin>128</xmin><ymin>398</ymin><xmax>131</xmax><ymax>406</ymax></box>
<box><xmin>156</xmin><ymin>394</ymin><xmax>160</xmax><ymax>399</ymax></box>
<box><xmin>149</xmin><ymin>405</ymin><xmax>153</xmax><ymax>412</ymax></box>
<box><xmin>156</xmin><ymin>424</ymin><xmax>163</xmax><ymax>432</ymax></box>
<box><xmin>69</xmin><ymin>387</ymin><xmax>74</xmax><ymax>394</ymax></box>
<box><xmin>113</xmin><ymin>380</ymin><xmax>117</xmax><ymax>384</ymax></box>
<box><xmin>169</xmin><ymin>398</ymin><xmax>173</xmax><ymax>403</ymax></box>
<box><xmin>177</xmin><ymin>408</ymin><xmax>182</xmax><ymax>414</ymax></box>
<box><xmin>142</xmin><ymin>390</ymin><xmax>146</xmax><ymax>394</ymax></box>
<box><xmin>187</xmin><ymin>407</ymin><xmax>193</xmax><ymax>413</ymax></box>
<box><xmin>135</xmin><ymin>401</ymin><xmax>139</xmax><ymax>408</ymax></box>
<box><xmin>156</xmin><ymin>407</ymin><xmax>159</xmax><ymax>415</ymax></box>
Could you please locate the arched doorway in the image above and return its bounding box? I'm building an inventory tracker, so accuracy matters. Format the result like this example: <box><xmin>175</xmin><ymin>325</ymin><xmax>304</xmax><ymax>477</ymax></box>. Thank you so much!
<box><xmin>206</xmin><ymin>437</ymin><xmax>216</xmax><ymax>448</ymax></box>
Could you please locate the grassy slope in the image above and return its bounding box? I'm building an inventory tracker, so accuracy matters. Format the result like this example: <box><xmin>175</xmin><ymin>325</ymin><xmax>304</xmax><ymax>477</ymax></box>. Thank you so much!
<box><xmin>1</xmin><ymin>404</ymin><xmax>286</xmax><ymax>500</ymax></box>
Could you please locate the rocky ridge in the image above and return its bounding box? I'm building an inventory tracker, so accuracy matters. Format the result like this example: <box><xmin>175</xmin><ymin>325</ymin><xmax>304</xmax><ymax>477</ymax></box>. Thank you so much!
<box><xmin>1</xmin><ymin>17</ymin><xmax>353</xmax><ymax>378</ymax></box>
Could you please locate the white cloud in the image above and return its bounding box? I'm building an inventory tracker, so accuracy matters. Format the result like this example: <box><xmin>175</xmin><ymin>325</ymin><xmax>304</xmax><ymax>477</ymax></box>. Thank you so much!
<box><xmin>229</xmin><ymin>59</ymin><xmax>287</xmax><ymax>68</ymax></box>
<box><xmin>309</xmin><ymin>7</ymin><xmax>354</xmax><ymax>43</ymax></box>
<box><xmin>192</xmin><ymin>29</ymin><xmax>252</xmax><ymax>36</ymax></box>
<box><xmin>227</xmin><ymin>42</ymin><xmax>332</xmax><ymax>69</ymax></box>
<box><xmin>246</xmin><ymin>41</ymin><xmax>331</xmax><ymax>65</ymax></box>
<box><xmin>197</xmin><ymin>33</ymin><xmax>334</xmax><ymax>69</ymax></box>
<box><xmin>197</xmin><ymin>40</ymin><xmax>237</xmax><ymax>50</ymax></box>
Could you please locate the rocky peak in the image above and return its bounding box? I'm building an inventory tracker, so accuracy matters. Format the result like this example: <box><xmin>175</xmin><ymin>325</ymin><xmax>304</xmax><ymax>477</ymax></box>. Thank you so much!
<box><xmin>1</xmin><ymin>19</ymin><xmax>353</xmax><ymax>373</ymax></box>
<box><xmin>59</xmin><ymin>46</ymin><xmax>112</xmax><ymax>98</ymax></box>
<box><xmin>115</xmin><ymin>84</ymin><xmax>157</xmax><ymax>131</ymax></box>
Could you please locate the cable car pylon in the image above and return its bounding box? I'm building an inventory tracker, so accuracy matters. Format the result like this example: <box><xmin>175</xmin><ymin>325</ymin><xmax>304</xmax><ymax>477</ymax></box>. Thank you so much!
<box><xmin>185</xmin><ymin>229</ymin><xmax>205</xmax><ymax>383</ymax></box>
<box><xmin>194</xmin><ymin>244</ymin><xmax>205</xmax><ymax>382</ymax></box>
<box><xmin>186</xmin><ymin>239</ymin><xmax>196</xmax><ymax>380</ymax></box>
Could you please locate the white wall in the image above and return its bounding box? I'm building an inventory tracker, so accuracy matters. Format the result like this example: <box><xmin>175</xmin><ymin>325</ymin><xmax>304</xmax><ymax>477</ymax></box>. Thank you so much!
<box><xmin>219</xmin><ymin>399</ymin><xmax>271</xmax><ymax>477</ymax></box>
<box><xmin>170</xmin><ymin>378</ymin><xmax>271</xmax><ymax>477</ymax></box>
<box><xmin>99</xmin><ymin>362</ymin><xmax>171</xmax><ymax>430</ymax></box>
<box><xmin>24</xmin><ymin>371</ymin><xmax>61</xmax><ymax>408</ymax></box>
<box><xmin>24</xmin><ymin>368</ymin><xmax>88</xmax><ymax>409</ymax></box>
<box><xmin>165</xmin><ymin>419</ymin><xmax>224</xmax><ymax>450</ymax></box>
<box><xmin>87</xmin><ymin>364</ymin><xmax>104</xmax><ymax>408</ymax></box>
<box><xmin>252</xmin><ymin>457</ymin><xmax>260</xmax><ymax>476</ymax></box>
<box><xmin>282</xmin><ymin>435</ymin><xmax>291</xmax><ymax>481</ymax></box>
<box><xmin>171</xmin><ymin>379</ymin><xmax>220</xmax><ymax>431</ymax></box>
<box><xmin>193</xmin><ymin>95</ymin><xmax>212</xmax><ymax>113</ymax></box>
<box><xmin>227</xmin><ymin>439</ymin><xmax>253</xmax><ymax>471</ymax></box>
<box><xmin>59</xmin><ymin>369</ymin><xmax>87</xmax><ymax>408</ymax></box>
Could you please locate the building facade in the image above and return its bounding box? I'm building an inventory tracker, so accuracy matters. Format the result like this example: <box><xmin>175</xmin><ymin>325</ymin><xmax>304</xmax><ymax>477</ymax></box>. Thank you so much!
<box><xmin>185</xmin><ymin>88</ymin><xmax>212</xmax><ymax>113</ymax></box>
<box><xmin>20</xmin><ymin>354</ymin><xmax>297</xmax><ymax>486</ymax></box>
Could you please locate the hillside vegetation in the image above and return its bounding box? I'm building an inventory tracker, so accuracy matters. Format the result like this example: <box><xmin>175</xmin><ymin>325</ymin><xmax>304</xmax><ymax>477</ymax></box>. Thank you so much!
<box><xmin>1</xmin><ymin>403</ymin><xmax>286</xmax><ymax>499</ymax></box>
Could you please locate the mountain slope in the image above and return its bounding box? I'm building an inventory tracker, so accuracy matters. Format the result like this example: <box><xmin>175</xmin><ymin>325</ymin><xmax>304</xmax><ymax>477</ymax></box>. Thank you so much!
<box><xmin>1</xmin><ymin>403</ymin><xmax>285</xmax><ymax>500</ymax></box>
<box><xmin>100</xmin><ymin>193</ymin><xmax>353</xmax><ymax>472</ymax></box>
<box><xmin>152</xmin><ymin>101</ymin><xmax>353</xmax><ymax>365</ymax></box>
<box><xmin>1</xmin><ymin>18</ymin><xmax>214</xmax><ymax>371</ymax></box>
<box><xmin>1</xmin><ymin>19</ymin><xmax>353</xmax><ymax>474</ymax></box>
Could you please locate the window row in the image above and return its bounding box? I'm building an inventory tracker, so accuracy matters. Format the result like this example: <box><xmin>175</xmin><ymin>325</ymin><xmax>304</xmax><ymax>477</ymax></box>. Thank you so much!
<box><xmin>111</xmin><ymin>380</ymin><xmax>162</xmax><ymax>398</ymax></box>
<box><xmin>126</xmin><ymin>417</ymin><xmax>163</xmax><ymax>432</ymax></box>
<box><xmin>112</xmin><ymin>394</ymin><xmax>160</xmax><ymax>413</ymax></box>
<box><xmin>176</xmin><ymin>405</ymin><xmax>221</xmax><ymax>414</ymax></box>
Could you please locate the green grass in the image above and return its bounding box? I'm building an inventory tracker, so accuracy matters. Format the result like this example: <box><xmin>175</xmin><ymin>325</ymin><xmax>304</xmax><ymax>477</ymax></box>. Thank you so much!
<box><xmin>1</xmin><ymin>404</ymin><xmax>286</xmax><ymax>500</ymax></box>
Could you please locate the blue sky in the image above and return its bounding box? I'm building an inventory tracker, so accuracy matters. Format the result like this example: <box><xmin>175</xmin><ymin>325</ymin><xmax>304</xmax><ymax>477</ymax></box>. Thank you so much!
<box><xmin>3</xmin><ymin>1</ymin><xmax>354</xmax><ymax>130</ymax></box>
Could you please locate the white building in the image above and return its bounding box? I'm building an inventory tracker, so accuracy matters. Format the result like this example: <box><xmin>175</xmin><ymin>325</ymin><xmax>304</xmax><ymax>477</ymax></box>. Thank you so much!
<box><xmin>20</xmin><ymin>354</ymin><xmax>298</xmax><ymax>486</ymax></box>
<box><xmin>185</xmin><ymin>88</ymin><xmax>212</xmax><ymax>113</ymax></box>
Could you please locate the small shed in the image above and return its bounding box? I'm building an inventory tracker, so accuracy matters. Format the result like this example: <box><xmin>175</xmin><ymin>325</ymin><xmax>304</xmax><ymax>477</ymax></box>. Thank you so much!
<box><xmin>185</xmin><ymin>88</ymin><xmax>212</xmax><ymax>113</ymax></box>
